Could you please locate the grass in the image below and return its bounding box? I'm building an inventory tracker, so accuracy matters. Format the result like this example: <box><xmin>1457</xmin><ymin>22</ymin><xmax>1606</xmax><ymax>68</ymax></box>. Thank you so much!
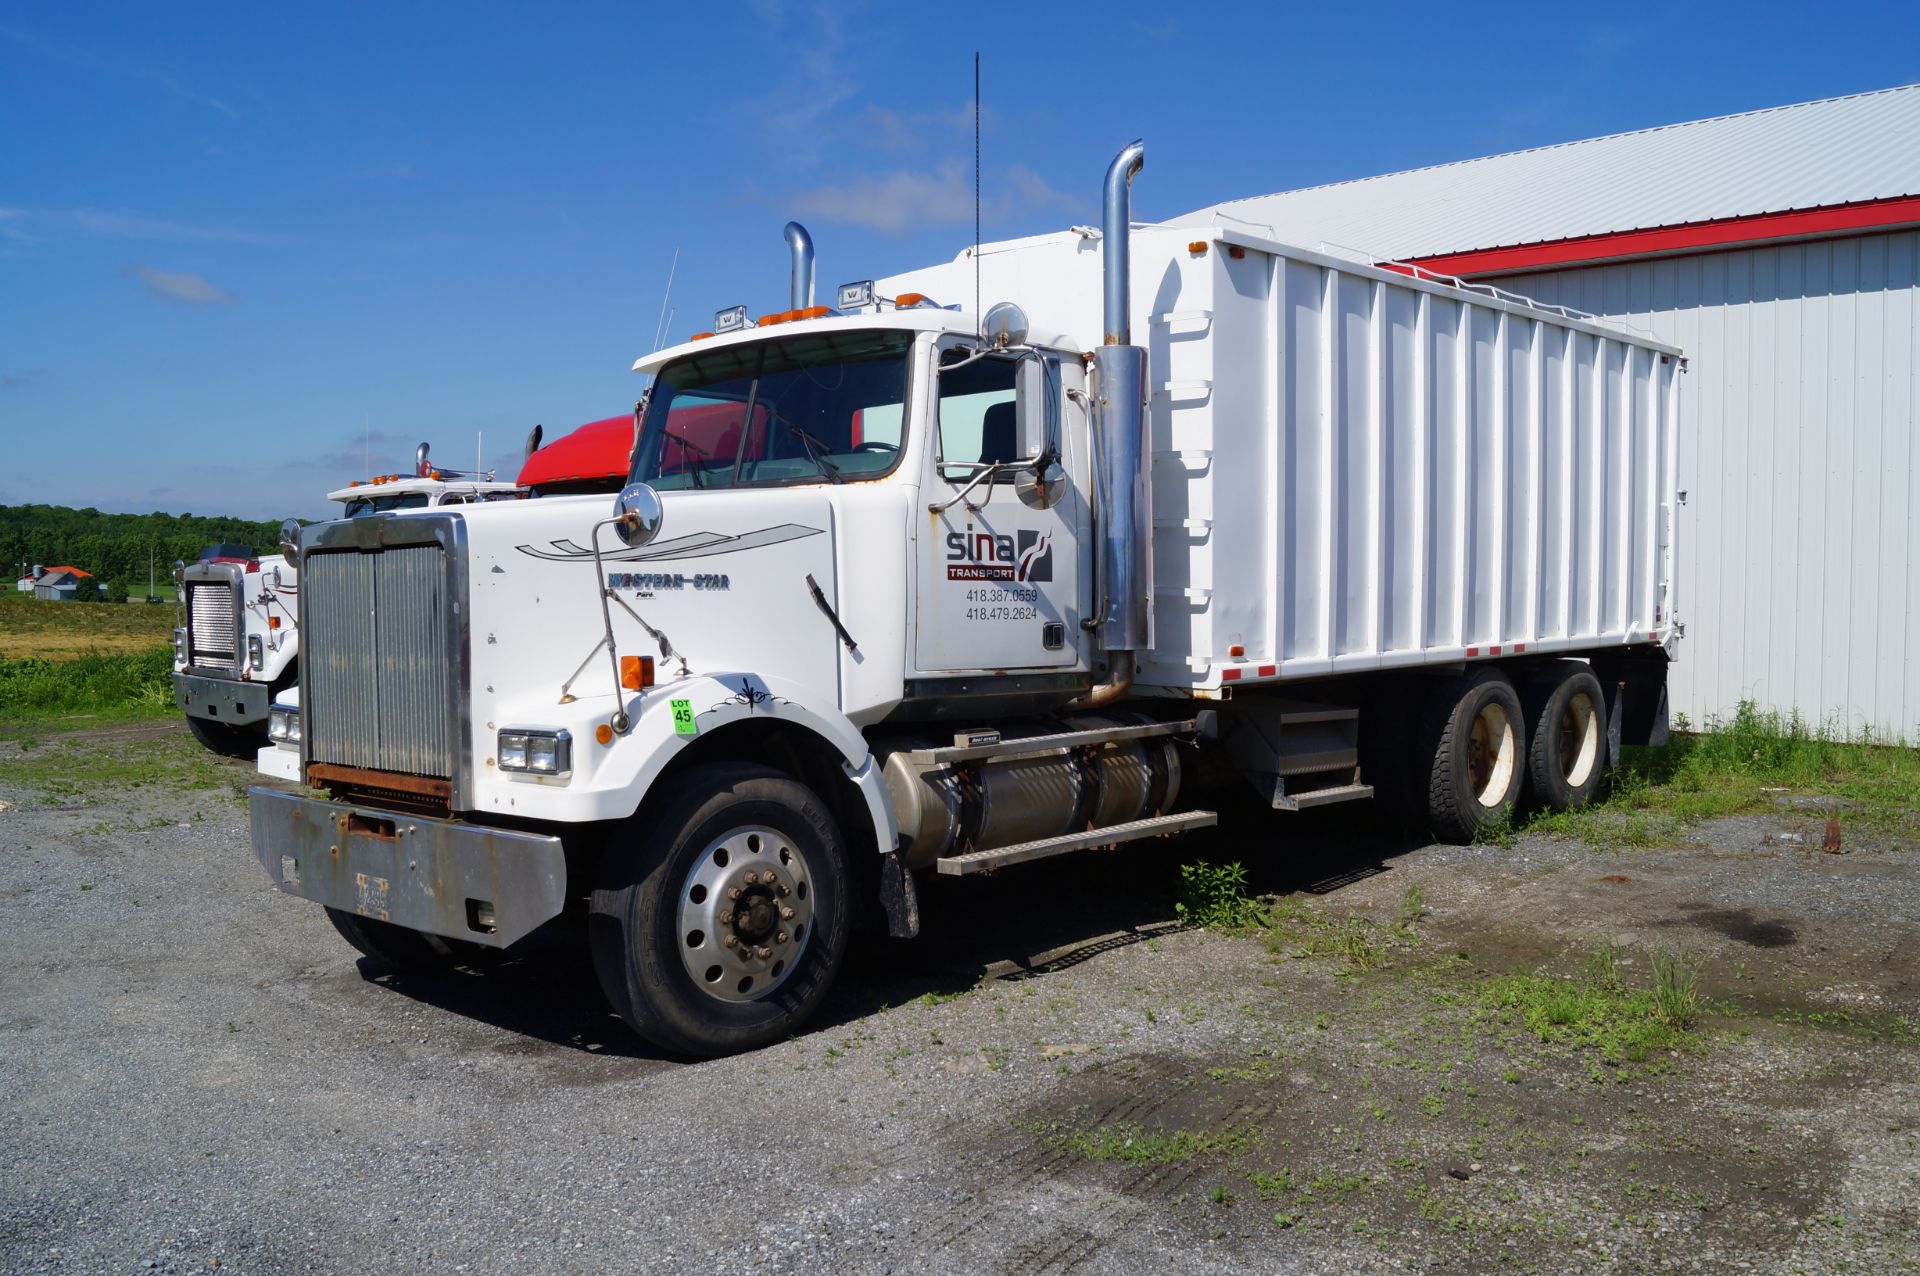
<box><xmin>1526</xmin><ymin>701</ymin><xmax>1920</xmax><ymax>844</ymax></box>
<box><xmin>0</xmin><ymin>730</ymin><xmax>248</xmax><ymax>806</ymax></box>
<box><xmin>1479</xmin><ymin>945</ymin><xmax>1701</xmax><ymax>1065</ymax></box>
<box><xmin>0</xmin><ymin>589</ymin><xmax>178</xmax><ymax>661</ymax></box>
<box><xmin>1033</xmin><ymin>1119</ymin><xmax>1256</xmax><ymax>1164</ymax></box>
<box><xmin>0</xmin><ymin>645</ymin><xmax>175</xmax><ymax>725</ymax></box>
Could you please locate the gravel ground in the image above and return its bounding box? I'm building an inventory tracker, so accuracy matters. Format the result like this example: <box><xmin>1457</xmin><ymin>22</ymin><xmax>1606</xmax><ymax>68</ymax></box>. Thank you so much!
<box><xmin>2</xmin><ymin>721</ymin><xmax>1917</xmax><ymax>1275</ymax></box>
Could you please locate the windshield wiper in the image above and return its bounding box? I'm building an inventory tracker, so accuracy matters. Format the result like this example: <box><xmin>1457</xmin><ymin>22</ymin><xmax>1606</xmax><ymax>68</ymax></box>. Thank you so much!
<box><xmin>663</xmin><ymin>428</ymin><xmax>713</xmax><ymax>488</ymax></box>
<box><xmin>775</xmin><ymin>418</ymin><xmax>846</xmax><ymax>484</ymax></box>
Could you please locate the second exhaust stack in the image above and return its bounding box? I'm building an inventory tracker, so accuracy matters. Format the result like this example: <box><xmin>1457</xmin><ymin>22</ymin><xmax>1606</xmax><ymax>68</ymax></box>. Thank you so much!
<box><xmin>1094</xmin><ymin>140</ymin><xmax>1152</xmax><ymax>655</ymax></box>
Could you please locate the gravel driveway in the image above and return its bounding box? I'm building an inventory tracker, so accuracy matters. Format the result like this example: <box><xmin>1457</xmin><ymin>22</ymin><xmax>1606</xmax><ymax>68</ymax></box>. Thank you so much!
<box><xmin>2</xmin><ymin>722</ymin><xmax>1916</xmax><ymax>1274</ymax></box>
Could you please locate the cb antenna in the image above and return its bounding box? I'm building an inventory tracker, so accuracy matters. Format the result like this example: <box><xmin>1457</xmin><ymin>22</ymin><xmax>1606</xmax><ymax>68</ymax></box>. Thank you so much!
<box><xmin>651</xmin><ymin>246</ymin><xmax>681</xmax><ymax>352</ymax></box>
<box><xmin>973</xmin><ymin>51</ymin><xmax>981</xmax><ymax>336</ymax></box>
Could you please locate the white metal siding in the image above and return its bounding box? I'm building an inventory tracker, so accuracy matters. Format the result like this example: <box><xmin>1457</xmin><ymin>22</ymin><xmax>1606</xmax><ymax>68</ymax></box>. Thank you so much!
<box><xmin>1503</xmin><ymin>231</ymin><xmax>1919</xmax><ymax>739</ymax></box>
<box><xmin>1166</xmin><ymin>84</ymin><xmax>1920</xmax><ymax>262</ymax></box>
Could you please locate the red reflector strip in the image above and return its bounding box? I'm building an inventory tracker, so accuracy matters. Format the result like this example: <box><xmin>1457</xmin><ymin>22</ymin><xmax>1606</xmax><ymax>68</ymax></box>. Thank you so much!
<box><xmin>1490</xmin><ymin>645</ymin><xmax>1502</xmax><ymax>656</ymax></box>
<box><xmin>1258</xmin><ymin>665</ymin><xmax>1277</xmax><ymax>678</ymax></box>
<box><xmin>1513</xmin><ymin>643</ymin><xmax>1526</xmax><ymax>654</ymax></box>
<box><xmin>1221</xmin><ymin>667</ymin><xmax>1242</xmax><ymax>681</ymax></box>
<box><xmin>1464</xmin><ymin>647</ymin><xmax>1479</xmax><ymax>658</ymax></box>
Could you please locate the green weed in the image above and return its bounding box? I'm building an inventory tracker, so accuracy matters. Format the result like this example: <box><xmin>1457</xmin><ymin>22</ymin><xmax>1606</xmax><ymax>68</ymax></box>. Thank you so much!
<box><xmin>1176</xmin><ymin>860</ymin><xmax>1261</xmax><ymax>932</ymax></box>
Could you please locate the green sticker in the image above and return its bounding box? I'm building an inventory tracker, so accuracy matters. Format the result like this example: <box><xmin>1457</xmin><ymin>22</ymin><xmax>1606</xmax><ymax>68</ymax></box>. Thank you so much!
<box><xmin>671</xmin><ymin>698</ymin><xmax>697</xmax><ymax>736</ymax></box>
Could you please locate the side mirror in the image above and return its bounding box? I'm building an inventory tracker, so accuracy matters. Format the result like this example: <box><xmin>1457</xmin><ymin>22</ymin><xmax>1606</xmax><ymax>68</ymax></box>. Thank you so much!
<box><xmin>1015</xmin><ymin>459</ymin><xmax>1067</xmax><ymax>511</ymax></box>
<box><xmin>612</xmin><ymin>482</ymin><xmax>664</xmax><ymax>547</ymax></box>
<box><xmin>982</xmin><ymin>300</ymin><xmax>1029</xmax><ymax>349</ymax></box>
<box><xmin>524</xmin><ymin>423</ymin><xmax>544</xmax><ymax>459</ymax></box>
<box><xmin>415</xmin><ymin>441</ymin><xmax>432</xmax><ymax>477</ymax></box>
<box><xmin>278</xmin><ymin>518</ymin><xmax>301</xmax><ymax>559</ymax></box>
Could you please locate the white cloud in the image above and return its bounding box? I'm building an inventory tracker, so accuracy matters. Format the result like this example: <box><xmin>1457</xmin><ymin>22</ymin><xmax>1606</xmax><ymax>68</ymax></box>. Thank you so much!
<box><xmin>2</xmin><ymin>206</ymin><xmax>276</xmax><ymax>245</ymax></box>
<box><xmin>786</xmin><ymin>161</ymin><xmax>1087</xmax><ymax>235</ymax></box>
<box><xmin>789</xmin><ymin>163</ymin><xmax>975</xmax><ymax>234</ymax></box>
<box><xmin>127</xmin><ymin>265</ymin><xmax>236</xmax><ymax>306</ymax></box>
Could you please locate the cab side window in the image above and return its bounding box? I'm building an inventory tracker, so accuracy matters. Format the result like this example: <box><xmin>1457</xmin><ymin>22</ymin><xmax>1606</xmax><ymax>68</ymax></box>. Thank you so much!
<box><xmin>937</xmin><ymin>353</ymin><xmax>1020</xmax><ymax>479</ymax></box>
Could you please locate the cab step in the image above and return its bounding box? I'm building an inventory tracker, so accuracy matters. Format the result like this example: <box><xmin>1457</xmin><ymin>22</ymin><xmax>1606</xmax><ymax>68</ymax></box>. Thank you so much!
<box><xmin>1271</xmin><ymin>780</ymin><xmax>1375</xmax><ymax>811</ymax></box>
<box><xmin>935</xmin><ymin>810</ymin><xmax>1219</xmax><ymax>876</ymax></box>
<box><xmin>904</xmin><ymin>718</ymin><xmax>1200</xmax><ymax>766</ymax></box>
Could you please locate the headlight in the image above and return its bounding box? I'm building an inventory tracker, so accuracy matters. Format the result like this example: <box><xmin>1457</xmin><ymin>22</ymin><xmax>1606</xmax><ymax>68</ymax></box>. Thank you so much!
<box><xmin>497</xmin><ymin>728</ymin><xmax>571</xmax><ymax>777</ymax></box>
<box><xmin>268</xmin><ymin>703</ymin><xmax>301</xmax><ymax>744</ymax></box>
<box><xmin>173</xmin><ymin>628</ymin><xmax>187</xmax><ymax>663</ymax></box>
<box><xmin>248</xmin><ymin>634</ymin><xmax>265</xmax><ymax>671</ymax></box>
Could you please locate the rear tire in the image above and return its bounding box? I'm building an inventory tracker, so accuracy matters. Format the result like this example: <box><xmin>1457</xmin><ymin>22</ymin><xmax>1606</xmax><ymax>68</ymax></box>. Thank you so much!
<box><xmin>185</xmin><ymin>713</ymin><xmax>264</xmax><ymax>758</ymax></box>
<box><xmin>1418</xmin><ymin>668</ymin><xmax>1527</xmax><ymax>844</ymax></box>
<box><xmin>1522</xmin><ymin>663</ymin><xmax>1608</xmax><ymax>812</ymax></box>
<box><xmin>325</xmin><ymin>907</ymin><xmax>468</xmax><ymax>971</ymax></box>
<box><xmin>589</xmin><ymin>762</ymin><xmax>851</xmax><ymax>1058</ymax></box>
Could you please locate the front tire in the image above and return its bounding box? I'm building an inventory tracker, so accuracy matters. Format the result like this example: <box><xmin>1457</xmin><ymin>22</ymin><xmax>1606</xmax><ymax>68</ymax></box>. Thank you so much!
<box><xmin>185</xmin><ymin>713</ymin><xmax>264</xmax><ymax>758</ymax></box>
<box><xmin>325</xmin><ymin>907</ymin><xmax>468</xmax><ymax>971</ymax></box>
<box><xmin>1419</xmin><ymin>668</ymin><xmax>1527</xmax><ymax>844</ymax></box>
<box><xmin>589</xmin><ymin>763</ymin><xmax>851</xmax><ymax>1058</ymax></box>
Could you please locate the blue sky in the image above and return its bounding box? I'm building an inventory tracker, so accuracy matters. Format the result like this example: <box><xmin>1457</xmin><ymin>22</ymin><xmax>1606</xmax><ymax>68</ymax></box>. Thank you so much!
<box><xmin>3</xmin><ymin>1</ymin><xmax>1915</xmax><ymax>521</ymax></box>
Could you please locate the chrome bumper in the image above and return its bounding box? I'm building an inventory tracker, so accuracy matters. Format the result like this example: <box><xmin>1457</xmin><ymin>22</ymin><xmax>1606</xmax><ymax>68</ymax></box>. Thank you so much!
<box><xmin>248</xmin><ymin>787</ymin><xmax>568</xmax><ymax>948</ymax></box>
<box><xmin>174</xmin><ymin>672</ymin><xmax>269</xmax><ymax>726</ymax></box>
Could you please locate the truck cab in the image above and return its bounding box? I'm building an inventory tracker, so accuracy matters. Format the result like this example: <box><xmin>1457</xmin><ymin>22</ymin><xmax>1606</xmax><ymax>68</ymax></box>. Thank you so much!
<box><xmin>176</xmin><ymin>451</ymin><xmax>524</xmax><ymax>756</ymax></box>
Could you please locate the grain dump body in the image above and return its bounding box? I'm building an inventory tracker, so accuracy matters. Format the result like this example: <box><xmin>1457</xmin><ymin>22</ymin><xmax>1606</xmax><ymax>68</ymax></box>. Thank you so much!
<box><xmin>882</xmin><ymin>225</ymin><xmax>1685</xmax><ymax>691</ymax></box>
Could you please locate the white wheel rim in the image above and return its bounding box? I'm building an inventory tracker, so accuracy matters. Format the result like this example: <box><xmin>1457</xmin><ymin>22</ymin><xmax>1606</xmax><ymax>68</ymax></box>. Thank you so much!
<box><xmin>1467</xmin><ymin>704</ymin><xmax>1517</xmax><ymax>808</ymax></box>
<box><xmin>676</xmin><ymin>825</ymin><xmax>814</xmax><ymax>1004</ymax></box>
<box><xmin>1560</xmin><ymin>691</ymin><xmax>1600</xmax><ymax>788</ymax></box>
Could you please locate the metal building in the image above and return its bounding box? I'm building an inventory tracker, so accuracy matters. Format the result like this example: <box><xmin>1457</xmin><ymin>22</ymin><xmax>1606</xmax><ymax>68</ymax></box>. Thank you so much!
<box><xmin>1167</xmin><ymin>85</ymin><xmax>1920</xmax><ymax>739</ymax></box>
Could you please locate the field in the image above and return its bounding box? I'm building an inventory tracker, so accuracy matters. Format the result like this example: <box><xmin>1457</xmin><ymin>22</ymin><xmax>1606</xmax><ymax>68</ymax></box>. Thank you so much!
<box><xmin>0</xmin><ymin>589</ymin><xmax>177</xmax><ymax>661</ymax></box>
<box><xmin>1</xmin><ymin>714</ymin><xmax>1915</xmax><ymax>1274</ymax></box>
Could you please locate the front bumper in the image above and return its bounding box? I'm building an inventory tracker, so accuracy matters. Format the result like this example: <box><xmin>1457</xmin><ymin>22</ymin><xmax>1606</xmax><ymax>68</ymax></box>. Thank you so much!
<box><xmin>248</xmin><ymin>787</ymin><xmax>568</xmax><ymax>948</ymax></box>
<box><xmin>175</xmin><ymin>672</ymin><xmax>269</xmax><ymax>726</ymax></box>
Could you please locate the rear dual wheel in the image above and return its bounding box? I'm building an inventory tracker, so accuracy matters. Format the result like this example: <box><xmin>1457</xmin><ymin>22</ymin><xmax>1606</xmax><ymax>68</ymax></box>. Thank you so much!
<box><xmin>1523</xmin><ymin>663</ymin><xmax>1608</xmax><ymax>813</ymax></box>
<box><xmin>589</xmin><ymin>763</ymin><xmax>851</xmax><ymax>1058</ymax></box>
<box><xmin>1419</xmin><ymin>669</ymin><xmax>1527</xmax><ymax>844</ymax></box>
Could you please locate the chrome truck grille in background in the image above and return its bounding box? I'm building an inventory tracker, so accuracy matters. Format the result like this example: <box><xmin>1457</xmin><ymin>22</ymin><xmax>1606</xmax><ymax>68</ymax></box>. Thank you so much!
<box><xmin>304</xmin><ymin>543</ymin><xmax>455</xmax><ymax>778</ymax></box>
<box><xmin>187</xmin><ymin>582</ymin><xmax>240</xmax><ymax>667</ymax></box>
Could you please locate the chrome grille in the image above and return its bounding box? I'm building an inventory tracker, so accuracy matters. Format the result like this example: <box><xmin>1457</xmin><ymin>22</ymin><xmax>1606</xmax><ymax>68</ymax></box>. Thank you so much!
<box><xmin>188</xmin><ymin>583</ymin><xmax>239</xmax><ymax>665</ymax></box>
<box><xmin>304</xmin><ymin>544</ymin><xmax>454</xmax><ymax>778</ymax></box>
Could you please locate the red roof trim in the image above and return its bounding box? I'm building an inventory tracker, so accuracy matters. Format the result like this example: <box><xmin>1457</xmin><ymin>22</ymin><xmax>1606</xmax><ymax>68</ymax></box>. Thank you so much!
<box><xmin>45</xmin><ymin>565</ymin><xmax>92</xmax><ymax>577</ymax></box>
<box><xmin>1404</xmin><ymin>195</ymin><xmax>1920</xmax><ymax>279</ymax></box>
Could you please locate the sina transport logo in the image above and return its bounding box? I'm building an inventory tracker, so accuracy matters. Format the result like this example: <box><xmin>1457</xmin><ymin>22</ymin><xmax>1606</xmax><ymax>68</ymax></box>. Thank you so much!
<box><xmin>945</xmin><ymin>523</ymin><xmax>1052</xmax><ymax>583</ymax></box>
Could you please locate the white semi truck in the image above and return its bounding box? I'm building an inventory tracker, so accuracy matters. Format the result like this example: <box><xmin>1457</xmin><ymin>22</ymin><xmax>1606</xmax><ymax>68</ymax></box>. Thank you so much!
<box><xmin>249</xmin><ymin>142</ymin><xmax>1682</xmax><ymax>1057</ymax></box>
<box><xmin>174</xmin><ymin>446</ymin><xmax>522</xmax><ymax>756</ymax></box>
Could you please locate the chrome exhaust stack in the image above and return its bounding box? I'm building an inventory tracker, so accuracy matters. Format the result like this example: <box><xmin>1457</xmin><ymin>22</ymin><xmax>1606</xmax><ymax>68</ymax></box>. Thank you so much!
<box><xmin>784</xmin><ymin>221</ymin><xmax>816</xmax><ymax>309</ymax></box>
<box><xmin>1079</xmin><ymin>141</ymin><xmax>1150</xmax><ymax>709</ymax></box>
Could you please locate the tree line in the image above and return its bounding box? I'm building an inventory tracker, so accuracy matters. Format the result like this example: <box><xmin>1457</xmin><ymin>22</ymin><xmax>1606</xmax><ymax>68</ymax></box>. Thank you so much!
<box><xmin>2</xmin><ymin>504</ymin><xmax>287</xmax><ymax>597</ymax></box>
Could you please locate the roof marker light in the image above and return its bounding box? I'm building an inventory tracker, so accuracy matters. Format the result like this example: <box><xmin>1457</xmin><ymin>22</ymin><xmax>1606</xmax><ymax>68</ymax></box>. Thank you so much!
<box><xmin>713</xmin><ymin>305</ymin><xmax>749</xmax><ymax>334</ymax></box>
<box><xmin>837</xmin><ymin>280</ymin><xmax>875</xmax><ymax>310</ymax></box>
<box><xmin>895</xmin><ymin>292</ymin><xmax>935</xmax><ymax>308</ymax></box>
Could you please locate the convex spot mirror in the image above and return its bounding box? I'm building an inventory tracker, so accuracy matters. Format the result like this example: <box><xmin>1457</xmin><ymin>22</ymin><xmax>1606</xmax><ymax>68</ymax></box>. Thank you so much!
<box><xmin>278</xmin><ymin>518</ymin><xmax>301</xmax><ymax>558</ymax></box>
<box><xmin>612</xmin><ymin>482</ymin><xmax>665</xmax><ymax>547</ymax></box>
<box><xmin>415</xmin><ymin>441</ymin><xmax>432</xmax><ymax>476</ymax></box>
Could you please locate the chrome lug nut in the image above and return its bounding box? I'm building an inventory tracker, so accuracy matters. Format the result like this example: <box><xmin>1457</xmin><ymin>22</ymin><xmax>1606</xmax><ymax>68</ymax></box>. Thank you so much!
<box><xmin>779</xmin><ymin>905</ymin><xmax>796</xmax><ymax>920</ymax></box>
<box><xmin>755</xmin><ymin>946</ymin><xmax>773</xmax><ymax>960</ymax></box>
<box><xmin>775</xmin><ymin>931</ymin><xmax>788</xmax><ymax>944</ymax></box>
<box><xmin>719</xmin><ymin>911</ymin><xmax>735</xmax><ymax>926</ymax></box>
<box><xmin>722</xmin><ymin>935</ymin><xmax>738</xmax><ymax>949</ymax></box>
<box><xmin>727</xmin><ymin>887</ymin><xmax>743</xmax><ymax>900</ymax></box>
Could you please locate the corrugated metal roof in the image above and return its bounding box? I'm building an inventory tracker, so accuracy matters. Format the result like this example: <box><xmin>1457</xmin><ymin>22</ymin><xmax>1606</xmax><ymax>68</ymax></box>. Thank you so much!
<box><xmin>1163</xmin><ymin>84</ymin><xmax>1920</xmax><ymax>261</ymax></box>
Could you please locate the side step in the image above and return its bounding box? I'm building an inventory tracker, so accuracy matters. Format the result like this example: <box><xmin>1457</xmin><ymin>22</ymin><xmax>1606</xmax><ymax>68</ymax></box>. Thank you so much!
<box><xmin>905</xmin><ymin>718</ymin><xmax>1199</xmax><ymax>766</ymax></box>
<box><xmin>1271</xmin><ymin>780</ymin><xmax>1374</xmax><ymax>812</ymax></box>
<box><xmin>936</xmin><ymin>811</ymin><xmax>1218</xmax><ymax>876</ymax></box>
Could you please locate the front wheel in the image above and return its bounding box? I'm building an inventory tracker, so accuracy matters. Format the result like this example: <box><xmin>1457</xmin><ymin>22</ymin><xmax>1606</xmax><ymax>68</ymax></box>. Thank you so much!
<box><xmin>185</xmin><ymin>713</ymin><xmax>265</xmax><ymax>758</ymax></box>
<box><xmin>589</xmin><ymin>762</ymin><xmax>851</xmax><ymax>1058</ymax></box>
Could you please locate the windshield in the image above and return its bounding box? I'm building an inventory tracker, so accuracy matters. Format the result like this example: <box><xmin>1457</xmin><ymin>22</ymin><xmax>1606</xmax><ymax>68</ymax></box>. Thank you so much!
<box><xmin>632</xmin><ymin>329</ymin><xmax>912</xmax><ymax>490</ymax></box>
<box><xmin>341</xmin><ymin>492</ymin><xmax>432</xmax><ymax>518</ymax></box>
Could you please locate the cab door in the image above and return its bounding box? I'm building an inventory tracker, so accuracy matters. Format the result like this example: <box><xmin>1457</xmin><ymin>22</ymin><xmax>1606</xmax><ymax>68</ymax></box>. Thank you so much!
<box><xmin>914</xmin><ymin>343</ymin><xmax>1083</xmax><ymax>672</ymax></box>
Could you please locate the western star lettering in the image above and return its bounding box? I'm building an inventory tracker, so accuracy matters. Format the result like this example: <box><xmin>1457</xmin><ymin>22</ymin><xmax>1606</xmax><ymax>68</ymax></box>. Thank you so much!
<box><xmin>607</xmin><ymin>572</ymin><xmax>730</xmax><ymax>591</ymax></box>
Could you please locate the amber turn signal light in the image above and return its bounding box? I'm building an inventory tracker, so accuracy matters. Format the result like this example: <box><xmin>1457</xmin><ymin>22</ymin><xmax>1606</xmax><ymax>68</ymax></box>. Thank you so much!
<box><xmin>620</xmin><ymin>655</ymin><xmax>655</xmax><ymax>690</ymax></box>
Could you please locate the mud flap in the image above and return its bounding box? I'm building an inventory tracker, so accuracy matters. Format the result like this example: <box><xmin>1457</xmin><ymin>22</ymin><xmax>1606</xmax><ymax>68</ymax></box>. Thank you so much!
<box><xmin>879</xmin><ymin>847</ymin><xmax>920</xmax><ymax>939</ymax></box>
